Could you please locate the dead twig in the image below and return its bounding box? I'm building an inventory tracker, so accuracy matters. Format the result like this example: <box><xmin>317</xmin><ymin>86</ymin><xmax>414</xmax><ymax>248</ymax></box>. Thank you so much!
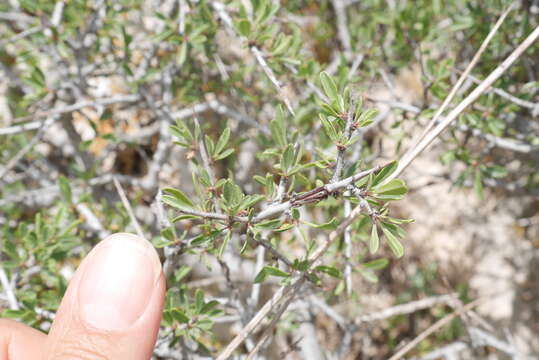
<box><xmin>389</xmin><ymin>24</ymin><xmax>539</xmax><ymax>181</ymax></box>
<box><xmin>416</xmin><ymin>2</ymin><xmax>516</xmax><ymax>142</ymax></box>
<box><xmin>387</xmin><ymin>297</ymin><xmax>484</xmax><ymax>360</ymax></box>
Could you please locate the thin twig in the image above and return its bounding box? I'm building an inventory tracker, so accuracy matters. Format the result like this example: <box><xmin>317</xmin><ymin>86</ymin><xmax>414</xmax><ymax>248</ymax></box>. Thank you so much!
<box><xmin>50</xmin><ymin>0</ymin><xmax>65</xmax><ymax>27</ymax></box>
<box><xmin>0</xmin><ymin>267</ymin><xmax>19</xmax><ymax>310</ymax></box>
<box><xmin>343</xmin><ymin>199</ymin><xmax>353</xmax><ymax>296</ymax></box>
<box><xmin>0</xmin><ymin>11</ymin><xmax>35</xmax><ymax>23</ymax></box>
<box><xmin>166</xmin><ymin>162</ymin><xmax>391</xmax><ymax>225</ymax></box>
<box><xmin>355</xmin><ymin>294</ymin><xmax>457</xmax><ymax>324</ymax></box>
<box><xmin>0</xmin><ymin>26</ymin><xmax>42</xmax><ymax>47</ymax></box>
<box><xmin>246</xmin><ymin>289</ymin><xmax>297</xmax><ymax>360</ymax></box>
<box><xmin>468</xmin><ymin>327</ymin><xmax>538</xmax><ymax>360</ymax></box>
<box><xmin>0</xmin><ymin>120</ymin><xmax>52</xmax><ymax>180</ymax></box>
<box><xmin>0</xmin><ymin>174</ymin><xmax>134</xmax><ymax>207</ymax></box>
<box><xmin>249</xmin><ymin>246</ymin><xmax>266</xmax><ymax>310</ymax></box>
<box><xmin>194</xmin><ymin>118</ymin><xmax>222</xmax><ymax>214</ymax></box>
<box><xmin>458</xmin><ymin>70</ymin><xmax>539</xmax><ymax>110</ymax></box>
<box><xmin>0</xmin><ymin>95</ymin><xmax>140</xmax><ymax>136</ymax></box>
<box><xmin>387</xmin><ymin>297</ymin><xmax>485</xmax><ymax>360</ymax></box>
<box><xmin>331</xmin><ymin>97</ymin><xmax>357</xmax><ymax>183</ymax></box>
<box><xmin>113</xmin><ymin>176</ymin><xmax>144</xmax><ymax>238</ymax></box>
<box><xmin>416</xmin><ymin>2</ymin><xmax>516</xmax><ymax>143</ymax></box>
<box><xmin>412</xmin><ymin>341</ymin><xmax>468</xmax><ymax>360</ymax></box>
<box><xmin>389</xmin><ymin>24</ymin><xmax>539</xmax><ymax>182</ymax></box>
<box><xmin>75</xmin><ymin>202</ymin><xmax>110</xmax><ymax>238</ymax></box>
<box><xmin>250</xmin><ymin>233</ymin><xmax>292</xmax><ymax>267</ymax></box>
<box><xmin>254</xmin><ymin>162</ymin><xmax>391</xmax><ymax>222</ymax></box>
<box><xmin>456</xmin><ymin>123</ymin><xmax>536</xmax><ymax>154</ymax></box>
<box><xmin>369</xmin><ymin>95</ymin><xmax>536</xmax><ymax>154</ymax></box>
<box><xmin>216</xmin><ymin>197</ymin><xmax>369</xmax><ymax>359</ymax></box>
<box><xmin>250</xmin><ymin>45</ymin><xmax>296</xmax><ymax>116</ymax></box>
<box><xmin>331</xmin><ymin>0</ymin><xmax>352</xmax><ymax>55</ymax></box>
<box><xmin>309</xmin><ymin>295</ymin><xmax>348</xmax><ymax>330</ymax></box>
<box><xmin>211</xmin><ymin>1</ymin><xmax>296</xmax><ymax>116</ymax></box>
<box><xmin>172</xmin><ymin>208</ymin><xmax>247</xmax><ymax>222</ymax></box>
<box><xmin>216</xmin><ymin>275</ymin><xmax>306</xmax><ymax>360</ymax></box>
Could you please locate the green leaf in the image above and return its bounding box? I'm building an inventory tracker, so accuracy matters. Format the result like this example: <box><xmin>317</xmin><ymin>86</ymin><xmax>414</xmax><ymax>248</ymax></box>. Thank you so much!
<box><xmin>280</xmin><ymin>144</ymin><xmax>295</xmax><ymax>174</ymax></box>
<box><xmin>28</xmin><ymin>66</ymin><xmax>46</xmax><ymax>89</ymax></box>
<box><xmin>162</xmin><ymin>195</ymin><xmax>193</xmax><ymax>211</ymax></box>
<box><xmin>58</xmin><ymin>175</ymin><xmax>72</xmax><ymax>204</ymax></box>
<box><xmin>381</xmin><ymin>222</ymin><xmax>406</xmax><ymax>239</ymax></box>
<box><xmin>169</xmin><ymin>120</ymin><xmax>193</xmax><ymax>142</ymax></box>
<box><xmin>170</xmin><ymin>308</ymin><xmax>189</xmax><ymax>323</ymax></box>
<box><xmin>272</xmin><ymin>34</ymin><xmax>292</xmax><ymax>57</ymax></box>
<box><xmin>254</xmin><ymin>0</ymin><xmax>269</xmax><ymax>24</ymax></box>
<box><xmin>265</xmin><ymin>266</ymin><xmax>290</xmax><ymax>277</ymax></box>
<box><xmin>161</xmin><ymin>226</ymin><xmax>175</xmax><ymax>241</ymax></box>
<box><xmin>240</xmin><ymin>237</ymin><xmax>249</xmax><ymax>254</ymax></box>
<box><xmin>215</xmin><ymin>148</ymin><xmax>235</xmax><ymax>160</ymax></box>
<box><xmin>474</xmin><ymin>168</ymin><xmax>483</xmax><ymax>199</ymax></box>
<box><xmin>320</xmin><ymin>71</ymin><xmax>338</xmax><ymax>101</ymax></box>
<box><xmin>238</xmin><ymin>194</ymin><xmax>265</xmax><ymax>211</ymax></box>
<box><xmin>218</xmin><ymin>231</ymin><xmax>231</xmax><ymax>259</ymax></box>
<box><xmin>362</xmin><ymin>258</ymin><xmax>389</xmax><ymax>270</ymax></box>
<box><xmin>191</xmin><ymin>231</ymin><xmax>220</xmax><ymax>246</ymax></box>
<box><xmin>270</xmin><ymin>106</ymin><xmax>287</xmax><ymax>147</ymax></box>
<box><xmin>383</xmin><ymin>216</ymin><xmax>414</xmax><ymax>225</ymax></box>
<box><xmin>205</xmin><ymin>135</ymin><xmax>215</xmax><ymax>155</ymax></box>
<box><xmin>321</xmin><ymin>103</ymin><xmax>341</xmax><ymax>118</ymax></box>
<box><xmin>372</xmin><ymin>161</ymin><xmax>398</xmax><ymax>186</ymax></box>
<box><xmin>357</xmin><ymin>108</ymin><xmax>378</xmax><ymax>127</ymax></box>
<box><xmin>335</xmin><ymin>94</ymin><xmax>346</xmax><ymax>113</ymax></box>
<box><xmin>254</xmin><ymin>265</ymin><xmax>289</xmax><ymax>283</ymax></box>
<box><xmin>369</xmin><ymin>224</ymin><xmax>379</xmax><ymax>254</ymax></box>
<box><xmin>372</xmin><ymin>179</ymin><xmax>408</xmax><ymax>200</ymax></box>
<box><xmin>201</xmin><ymin>300</ymin><xmax>219</xmax><ymax>314</ymax></box>
<box><xmin>195</xmin><ymin>289</ymin><xmax>204</xmax><ymax>313</ymax></box>
<box><xmin>381</xmin><ymin>224</ymin><xmax>404</xmax><ymax>258</ymax></box>
<box><xmin>172</xmin><ymin>214</ymin><xmax>201</xmax><ymax>222</ymax></box>
<box><xmin>174</xmin><ymin>265</ymin><xmax>191</xmax><ymax>282</ymax></box>
<box><xmin>334</xmin><ymin>280</ymin><xmax>345</xmax><ymax>295</ymax></box>
<box><xmin>359</xmin><ymin>269</ymin><xmax>379</xmax><ymax>283</ymax></box>
<box><xmin>162</xmin><ymin>187</ymin><xmax>194</xmax><ymax>209</ymax></box>
<box><xmin>253</xmin><ymin>175</ymin><xmax>266</xmax><ymax>185</ymax></box>
<box><xmin>222</xmin><ymin>180</ymin><xmax>243</xmax><ymax>206</ymax></box>
<box><xmin>274</xmin><ymin>223</ymin><xmax>294</xmax><ymax>232</ymax></box>
<box><xmin>259</xmin><ymin>3</ymin><xmax>280</xmax><ymax>24</ymax></box>
<box><xmin>265</xmin><ymin>174</ymin><xmax>275</xmax><ymax>197</ymax></box>
<box><xmin>484</xmin><ymin>165</ymin><xmax>507</xmax><ymax>179</ymax></box>
<box><xmin>121</xmin><ymin>25</ymin><xmax>132</xmax><ymax>53</ymax></box>
<box><xmin>214</xmin><ymin>127</ymin><xmax>230</xmax><ymax>156</ymax></box>
<box><xmin>292</xmin><ymin>259</ymin><xmax>310</xmax><ymax>271</ymax></box>
<box><xmin>319</xmin><ymin>114</ymin><xmax>339</xmax><ymax>143</ymax></box>
<box><xmin>237</xmin><ymin>19</ymin><xmax>251</xmax><ymax>37</ymax></box>
<box><xmin>254</xmin><ymin>218</ymin><xmax>282</xmax><ymax>230</ymax></box>
<box><xmin>254</xmin><ymin>268</ymin><xmax>268</xmax><ymax>283</ymax></box>
<box><xmin>315</xmin><ymin>265</ymin><xmax>342</xmax><ymax>278</ymax></box>
<box><xmin>302</xmin><ymin>218</ymin><xmax>338</xmax><ymax>230</ymax></box>
<box><xmin>196</xmin><ymin>318</ymin><xmax>214</xmax><ymax>331</ymax></box>
<box><xmin>178</xmin><ymin>42</ymin><xmax>188</xmax><ymax>66</ymax></box>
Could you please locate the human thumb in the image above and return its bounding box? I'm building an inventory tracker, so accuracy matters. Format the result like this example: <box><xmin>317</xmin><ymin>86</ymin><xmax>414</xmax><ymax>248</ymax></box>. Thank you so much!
<box><xmin>44</xmin><ymin>233</ymin><xmax>166</xmax><ymax>360</ymax></box>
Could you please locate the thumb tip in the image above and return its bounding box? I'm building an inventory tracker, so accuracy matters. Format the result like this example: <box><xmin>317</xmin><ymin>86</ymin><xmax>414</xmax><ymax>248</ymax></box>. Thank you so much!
<box><xmin>78</xmin><ymin>232</ymin><xmax>163</xmax><ymax>331</ymax></box>
<box><xmin>45</xmin><ymin>232</ymin><xmax>166</xmax><ymax>359</ymax></box>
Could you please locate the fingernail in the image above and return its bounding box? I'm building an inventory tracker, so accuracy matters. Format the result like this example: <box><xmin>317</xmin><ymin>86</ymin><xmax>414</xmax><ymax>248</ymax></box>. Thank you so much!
<box><xmin>78</xmin><ymin>233</ymin><xmax>162</xmax><ymax>330</ymax></box>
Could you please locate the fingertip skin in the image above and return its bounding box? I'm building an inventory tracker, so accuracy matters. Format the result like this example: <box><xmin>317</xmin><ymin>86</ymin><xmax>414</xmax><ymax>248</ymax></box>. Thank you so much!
<box><xmin>44</xmin><ymin>233</ymin><xmax>166</xmax><ymax>360</ymax></box>
<box><xmin>0</xmin><ymin>318</ymin><xmax>47</xmax><ymax>360</ymax></box>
